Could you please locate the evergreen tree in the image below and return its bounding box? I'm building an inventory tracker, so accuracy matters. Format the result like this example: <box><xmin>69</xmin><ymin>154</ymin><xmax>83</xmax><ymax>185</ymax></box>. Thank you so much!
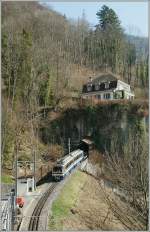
<box><xmin>96</xmin><ymin>5</ymin><xmax>123</xmax><ymax>33</ymax></box>
<box><xmin>92</xmin><ymin>5</ymin><xmax>124</xmax><ymax>72</ymax></box>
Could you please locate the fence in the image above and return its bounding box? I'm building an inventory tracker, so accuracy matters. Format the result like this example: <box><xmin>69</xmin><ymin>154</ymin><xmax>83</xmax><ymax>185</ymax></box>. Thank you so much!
<box><xmin>1</xmin><ymin>192</ymin><xmax>14</xmax><ymax>231</ymax></box>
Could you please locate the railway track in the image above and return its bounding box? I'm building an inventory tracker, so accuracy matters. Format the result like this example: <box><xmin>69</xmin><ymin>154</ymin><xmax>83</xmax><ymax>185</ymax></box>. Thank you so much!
<box><xmin>28</xmin><ymin>183</ymin><xmax>57</xmax><ymax>231</ymax></box>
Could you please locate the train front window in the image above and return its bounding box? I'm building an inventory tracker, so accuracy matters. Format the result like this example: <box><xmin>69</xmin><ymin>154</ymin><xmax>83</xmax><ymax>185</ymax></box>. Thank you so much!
<box><xmin>53</xmin><ymin>166</ymin><xmax>62</xmax><ymax>173</ymax></box>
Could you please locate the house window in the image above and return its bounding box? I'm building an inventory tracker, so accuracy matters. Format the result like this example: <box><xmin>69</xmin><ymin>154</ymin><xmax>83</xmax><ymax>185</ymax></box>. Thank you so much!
<box><xmin>104</xmin><ymin>93</ymin><xmax>111</xmax><ymax>99</ymax></box>
<box><xmin>113</xmin><ymin>91</ymin><xmax>124</xmax><ymax>99</ymax></box>
<box><xmin>95</xmin><ymin>95</ymin><xmax>101</xmax><ymax>99</ymax></box>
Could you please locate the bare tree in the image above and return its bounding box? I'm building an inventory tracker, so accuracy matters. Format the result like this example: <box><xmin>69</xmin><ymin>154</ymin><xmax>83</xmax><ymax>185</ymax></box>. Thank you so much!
<box><xmin>98</xmin><ymin>131</ymin><xmax>148</xmax><ymax>230</ymax></box>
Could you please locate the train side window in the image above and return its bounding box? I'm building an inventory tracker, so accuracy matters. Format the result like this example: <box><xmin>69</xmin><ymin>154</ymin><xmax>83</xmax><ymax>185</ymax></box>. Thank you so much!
<box><xmin>53</xmin><ymin>166</ymin><xmax>62</xmax><ymax>172</ymax></box>
<box><xmin>65</xmin><ymin>153</ymin><xmax>83</xmax><ymax>170</ymax></box>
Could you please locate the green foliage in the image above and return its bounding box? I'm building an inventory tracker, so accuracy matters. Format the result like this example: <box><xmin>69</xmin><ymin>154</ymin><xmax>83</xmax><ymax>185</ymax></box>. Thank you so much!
<box><xmin>96</xmin><ymin>5</ymin><xmax>122</xmax><ymax>33</ymax></box>
<box><xmin>1</xmin><ymin>175</ymin><xmax>14</xmax><ymax>184</ymax></box>
<box><xmin>49</xmin><ymin>170</ymin><xmax>87</xmax><ymax>230</ymax></box>
<box><xmin>38</xmin><ymin>68</ymin><xmax>54</xmax><ymax>106</ymax></box>
<box><xmin>84</xmin><ymin>5</ymin><xmax>125</xmax><ymax>72</ymax></box>
<box><xmin>2</xmin><ymin>114</ymin><xmax>15</xmax><ymax>168</ymax></box>
<box><xmin>17</xmin><ymin>29</ymin><xmax>33</xmax><ymax>104</ymax></box>
<box><xmin>2</xmin><ymin>28</ymin><xmax>34</xmax><ymax>108</ymax></box>
<box><xmin>2</xmin><ymin>34</ymin><xmax>9</xmax><ymax>84</ymax></box>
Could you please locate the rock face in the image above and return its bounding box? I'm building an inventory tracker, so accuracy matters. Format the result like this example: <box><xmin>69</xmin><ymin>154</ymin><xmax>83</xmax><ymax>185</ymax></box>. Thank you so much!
<box><xmin>39</xmin><ymin>102</ymin><xmax>148</xmax><ymax>154</ymax></box>
<box><xmin>81</xmin><ymin>159</ymin><xmax>102</xmax><ymax>177</ymax></box>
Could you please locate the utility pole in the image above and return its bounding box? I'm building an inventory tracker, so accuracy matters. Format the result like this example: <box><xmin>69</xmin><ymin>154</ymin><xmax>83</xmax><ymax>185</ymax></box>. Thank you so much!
<box><xmin>15</xmin><ymin>151</ymin><xmax>18</xmax><ymax>200</ymax></box>
<box><xmin>13</xmin><ymin>140</ymin><xmax>18</xmax><ymax>230</ymax></box>
<box><xmin>40</xmin><ymin>166</ymin><xmax>43</xmax><ymax>179</ymax></box>
<box><xmin>24</xmin><ymin>162</ymin><xmax>27</xmax><ymax>178</ymax></box>
<box><xmin>33</xmin><ymin>151</ymin><xmax>36</xmax><ymax>190</ymax></box>
<box><xmin>68</xmin><ymin>138</ymin><xmax>71</xmax><ymax>155</ymax></box>
<box><xmin>11</xmin><ymin>189</ymin><xmax>15</xmax><ymax>231</ymax></box>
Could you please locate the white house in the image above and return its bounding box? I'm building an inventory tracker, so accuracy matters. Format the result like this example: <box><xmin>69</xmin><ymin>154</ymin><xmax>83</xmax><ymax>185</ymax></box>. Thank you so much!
<box><xmin>81</xmin><ymin>73</ymin><xmax>134</xmax><ymax>100</ymax></box>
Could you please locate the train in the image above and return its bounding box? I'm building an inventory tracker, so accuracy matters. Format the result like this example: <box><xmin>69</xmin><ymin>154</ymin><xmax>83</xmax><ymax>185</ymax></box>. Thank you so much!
<box><xmin>52</xmin><ymin>138</ymin><xmax>94</xmax><ymax>181</ymax></box>
<box><xmin>52</xmin><ymin>149</ymin><xmax>86</xmax><ymax>181</ymax></box>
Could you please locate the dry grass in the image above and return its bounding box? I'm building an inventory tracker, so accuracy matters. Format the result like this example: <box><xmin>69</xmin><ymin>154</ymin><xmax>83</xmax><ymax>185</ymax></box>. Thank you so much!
<box><xmin>49</xmin><ymin>170</ymin><xmax>88</xmax><ymax>230</ymax></box>
<box><xmin>49</xmin><ymin>170</ymin><xmax>126</xmax><ymax>230</ymax></box>
<box><xmin>63</xmin><ymin>173</ymin><xmax>126</xmax><ymax>230</ymax></box>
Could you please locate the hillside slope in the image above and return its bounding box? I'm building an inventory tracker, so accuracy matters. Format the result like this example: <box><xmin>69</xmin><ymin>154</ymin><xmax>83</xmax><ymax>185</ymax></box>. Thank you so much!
<box><xmin>2</xmin><ymin>1</ymin><xmax>148</xmax><ymax>170</ymax></box>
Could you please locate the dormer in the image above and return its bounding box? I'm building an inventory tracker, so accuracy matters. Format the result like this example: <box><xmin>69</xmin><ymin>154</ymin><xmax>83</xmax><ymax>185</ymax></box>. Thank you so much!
<box><xmin>94</xmin><ymin>81</ymin><xmax>101</xmax><ymax>91</ymax></box>
<box><xmin>87</xmin><ymin>83</ymin><xmax>92</xmax><ymax>92</ymax></box>
<box><xmin>95</xmin><ymin>84</ymin><xmax>99</xmax><ymax>91</ymax></box>
<box><xmin>105</xmin><ymin>82</ymin><xmax>110</xmax><ymax>89</ymax></box>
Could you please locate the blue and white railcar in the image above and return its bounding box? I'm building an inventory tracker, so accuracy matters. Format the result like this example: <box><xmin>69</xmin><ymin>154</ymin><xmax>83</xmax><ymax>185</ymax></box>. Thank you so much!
<box><xmin>52</xmin><ymin>149</ymin><xmax>84</xmax><ymax>181</ymax></box>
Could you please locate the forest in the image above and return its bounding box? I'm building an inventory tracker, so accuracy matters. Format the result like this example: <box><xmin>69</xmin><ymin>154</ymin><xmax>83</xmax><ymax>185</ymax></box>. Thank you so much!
<box><xmin>2</xmin><ymin>2</ymin><xmax>148</xmax><ymax>169</ymax></box>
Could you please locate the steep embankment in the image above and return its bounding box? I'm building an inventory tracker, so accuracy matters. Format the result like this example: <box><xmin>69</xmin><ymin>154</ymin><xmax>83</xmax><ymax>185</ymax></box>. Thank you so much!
<box><xmin>39</xmin><ymin>100</ymin><xmax>148</xmax><ymax>154</ymax></box>
<box><xmin>46</xmin><ymin>99</ymin><xmax>148</xmax><ymax>230</ymax></box>
<box><xmin>48</xmin><ymin>170</ymin><xmax>125</xmax><ymax>230</ymax></box>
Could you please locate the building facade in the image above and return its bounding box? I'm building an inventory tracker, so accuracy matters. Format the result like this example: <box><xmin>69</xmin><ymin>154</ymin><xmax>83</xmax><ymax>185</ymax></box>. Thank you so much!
<box><xmin>82</xmin><ymin>73</ymin><xmax>134</xmax><ymax>100</ymax></box>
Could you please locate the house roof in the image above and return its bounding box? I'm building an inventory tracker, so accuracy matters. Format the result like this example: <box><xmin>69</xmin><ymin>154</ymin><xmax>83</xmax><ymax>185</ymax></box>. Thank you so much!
<box><xmin>89</xmin><ymin>73</ymin><xmax>118</xmax><ymax>85</ymax></box>
<box><xmin>82</xmin><ymin>73</ymin><xmax>118</xmax><ymax>93</ymax></box>
<box><xmin>81</xmin><ymin>139</ymin><xmax>94</xmax><ymax>145</ymax></box>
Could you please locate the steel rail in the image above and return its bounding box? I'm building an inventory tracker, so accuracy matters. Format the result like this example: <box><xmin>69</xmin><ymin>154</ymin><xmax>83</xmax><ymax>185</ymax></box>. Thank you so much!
<box><xmin>28</xmin><ymin>183</ymin><xmax>57</xmax><ymax>231</ymax></box>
